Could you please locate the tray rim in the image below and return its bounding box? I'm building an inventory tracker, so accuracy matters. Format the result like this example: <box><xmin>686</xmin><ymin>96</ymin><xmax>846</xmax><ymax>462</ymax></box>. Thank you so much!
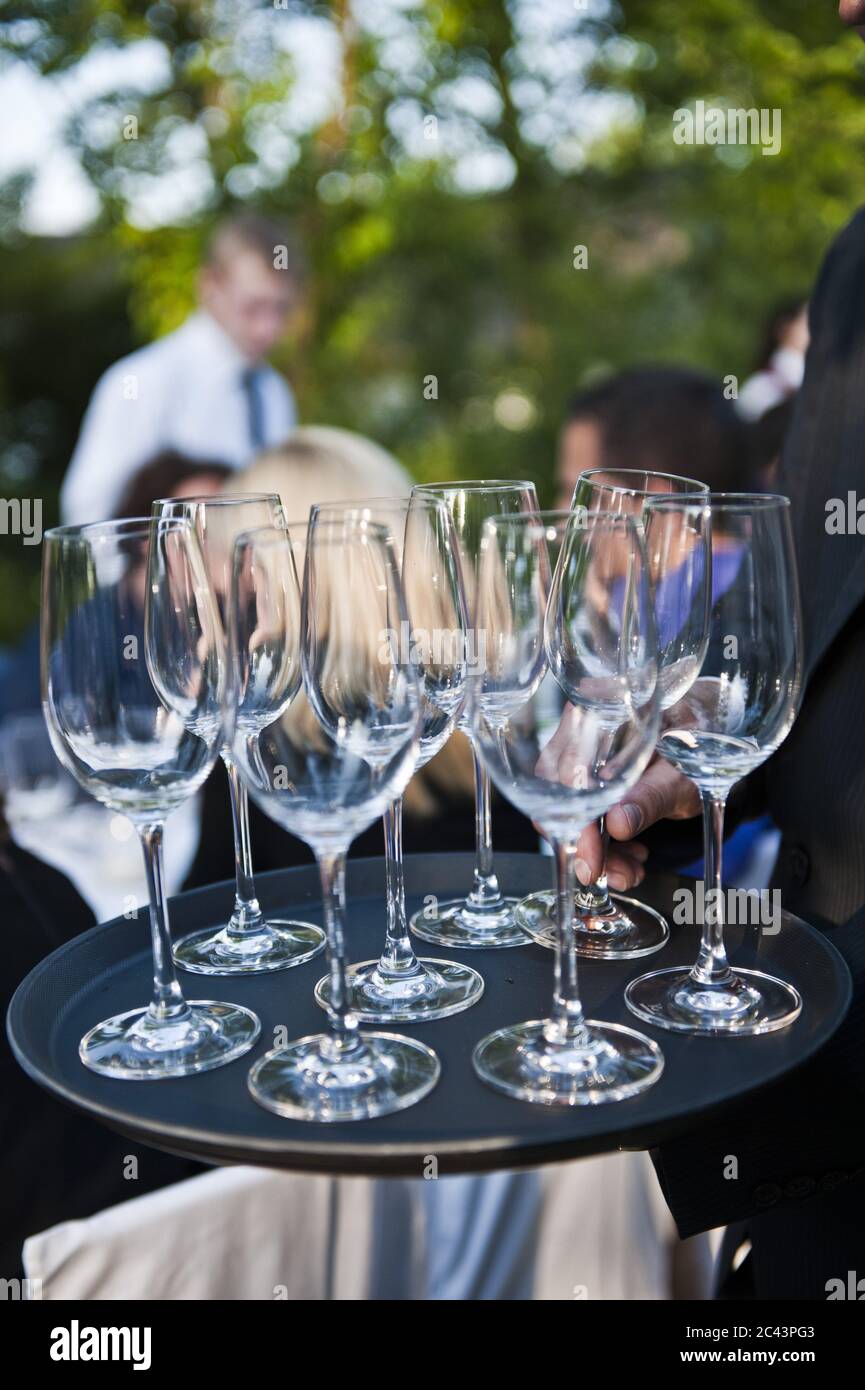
<box><xmin>6</xmin><ymin>853</ymin><xmax>853</xmax><ymax>1176</ymax></box>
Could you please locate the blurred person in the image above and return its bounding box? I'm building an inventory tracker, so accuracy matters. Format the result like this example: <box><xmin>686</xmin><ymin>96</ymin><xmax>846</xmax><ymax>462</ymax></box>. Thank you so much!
<box><xmin>114</xmin><ymin>449</ymin><xmax>232</xmax><ymax>519</ymax></box>
<box><xmin>737</xmin><ymin>297</ymin><xmax>809</xmax><ymax>422</ymax></box>
<box><xmin>555</xmin><ymin>369</ymin><xmax>780</xmax><ymax>919</ymax></box>
<box><xmin>240</xmin><ymin>424</ymin><xmax>411</xmax><ymax>519</ymax></box>
<box><xmin>61</xmin><ymin>213</ymin><xmax>303</xmax><ymax>525</ymax></box>
<box><xmin>555</xmin><ymin>366</ymin><xmax>753</xmax><ymax>509</ymax></box>
<box><xmin>570</xmin><ymin>0</ymin><xmax>865</xmax><ymax>1298</ymax></box>
<box><xmin>234</xmin><ymin>424</ymin><xmax>534</xmax><ymax>855</ymax></box>
<box><xmin>0</xmin><ymin>451</ymin><xmax>226</xmax><ymax>949</ymax></box>
<box><xmin>0</xmin><ymin>451</ymin><xmax>233</xmax><ymax>724</ymax></box>
<box><xmin>182</xmin><ymin>423</ymin><xmax>418</xmax><ymax>889</ymax></box>
<box><xmin>183</xmin><ymin>424</ymin><xmax>519</xmax><ymax>888</ymax></box>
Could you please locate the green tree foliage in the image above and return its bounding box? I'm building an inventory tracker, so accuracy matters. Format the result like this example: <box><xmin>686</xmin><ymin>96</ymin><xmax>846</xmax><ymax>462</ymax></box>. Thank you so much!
<box><xmin>0</xmin><ymin>1</ymin><xmax>863</xmax><ymax>641</ymax></box>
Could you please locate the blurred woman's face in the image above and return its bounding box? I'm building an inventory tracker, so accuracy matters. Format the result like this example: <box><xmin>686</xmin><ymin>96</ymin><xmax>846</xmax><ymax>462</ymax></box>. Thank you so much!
<box><xmin>556</xmin><ymin>419</ymin><xmax>602</xmax><ymax>510</ymax></box>
<box><xmin>839</xmin><ymin>1</ymin><xmax>865</xmax><ymax>38</ymax></box>
<box><xmin>173</xmin><ymin>472</ymin><xmax>226</xmax><ymax>500</ymax></box>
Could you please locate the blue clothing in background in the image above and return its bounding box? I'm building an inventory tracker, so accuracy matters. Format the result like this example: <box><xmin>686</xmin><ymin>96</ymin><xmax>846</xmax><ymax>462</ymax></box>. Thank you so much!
<box><xmin>0</xmin><ymin>624</ymin><xmax>41</xmax><ymax>720</ymax></box>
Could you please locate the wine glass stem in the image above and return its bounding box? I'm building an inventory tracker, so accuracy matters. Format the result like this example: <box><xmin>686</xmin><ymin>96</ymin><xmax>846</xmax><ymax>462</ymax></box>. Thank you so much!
<box><xmin>380</xmin><ymin>797</ymin><xmax>421</xmax><ymax>976</ymax></box>
<box><xmin>690</xmin><ymin>791</ymin><xmax>734</xmax><ymax>987</ymax></box>
<box><xmin>223</xmin><ymin>752</ymin><xmax>264</xmax><ymax>934</ymax></box>
<box><xmin>467</xmin><ymin>742</ymin><xmax>503</xmax><ymax>910</ymax></box>
<box><xmin>138</xmin><ymin>822</ymin><xmax>190</xmax><ymax>1024</ymax></box>
<box><xmin>316</xmin><ymin>848</ymin><xmax>362</xmax><ymax>1057</ymax></box>
<box><xmin>548</xmin><ymin>841</ymin><xmax>589</xmax><ymax>1045</ymax></box>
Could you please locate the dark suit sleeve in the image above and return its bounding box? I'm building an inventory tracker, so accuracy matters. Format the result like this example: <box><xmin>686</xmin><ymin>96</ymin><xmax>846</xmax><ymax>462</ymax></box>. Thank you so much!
<box><xmin>649</xmin><ymin>205</ymin><xmax>865</xmax><ymax>1238</ymax></box>
<box><xmin>651</xmin><ymin>905</ymin><xmax>865</xmax><ymax>1238</ymax></box>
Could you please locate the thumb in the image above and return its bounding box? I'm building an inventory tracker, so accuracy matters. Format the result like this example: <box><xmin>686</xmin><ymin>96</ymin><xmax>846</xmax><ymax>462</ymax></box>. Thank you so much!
<box><xmin>605</xmin><ymin>757</ymin><xmax>700</xmax><ymax>841</ymax></box>
<box><xmin>574</xmin><ymin>820</ymin><xmax>605</xmax><ymax>884</ymax></box>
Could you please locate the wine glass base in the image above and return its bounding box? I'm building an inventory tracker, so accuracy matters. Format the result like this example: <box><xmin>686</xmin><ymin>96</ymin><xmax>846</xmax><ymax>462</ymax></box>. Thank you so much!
<box><xmin>173</xmin><ymin>919</ymin><xmax>326</xmax><ymax>975</ymax></box>
<box><xmin>79</xmin><ymin>1001</ymin><xmax>261</xmax><ymax>1079</ymax></box>
<box><xmin>314</xmin><ymin>956</ymin><xmax>484</xmax><ymax>1023</ymax></box>
<box><xmin>410</xmin><ymin>895</ymin><xmax>531</xmax><ymax>949</ymax></box>
<box><xmin>473</xmin><ymin>1018</ymin><xmax>664</xmax><ymax>1106</ymax></box>
<box><xmin>515</xmin><ymin>889</ymin><xmax>669</xmax><ymax>959</ymax></box>
<box><xmin>625</xmin><ymin>966</ymin><xmax>802</xmax><ymax>1036</ymax></box>
<box><xmin>248</xmin><ymin>1031</ymin><xmax>440</xmax><ymax>1121</ymax></box>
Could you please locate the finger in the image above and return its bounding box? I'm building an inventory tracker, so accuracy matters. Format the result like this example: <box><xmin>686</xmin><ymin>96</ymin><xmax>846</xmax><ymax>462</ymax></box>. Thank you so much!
<box><xmin>606</xmin><ymin>852</ymin><xmax>647</xmax><ymax>892</ymax></box>
<box><xmin>574</xmin><ymin>821</ymin><xmax>604</xmax><ymax>884</ymax></box>
<box><xmin>606</xmin><ymin>759</ymin><xmax>699</xmax><ymax>841</ymax></box>
<box><xmin>606</xmin><ymin>845</ymin><xmax>647</xmax><ymax>888</ymax></box>
<box><xmin>607</xmin><ymin>846</ymin><xmax>647</xmax><ymax>875</ymax></box>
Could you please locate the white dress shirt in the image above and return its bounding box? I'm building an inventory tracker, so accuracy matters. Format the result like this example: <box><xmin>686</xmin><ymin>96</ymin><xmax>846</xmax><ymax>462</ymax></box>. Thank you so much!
<box><xmin>61</xmin><ymin>311</ymin><xmax>296</xmax><ymax>524</ymax></box>
<box><xmin>737</xmin><ymin>346</ymin><xmax>805</xmax><ymax>422</ymax></box>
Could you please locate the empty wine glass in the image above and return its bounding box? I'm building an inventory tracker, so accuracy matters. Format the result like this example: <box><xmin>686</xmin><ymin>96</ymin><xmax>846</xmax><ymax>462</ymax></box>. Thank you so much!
<box><xmin>41</xmin><ymin>517</ymin><xmax>260</xmax><ymax>1078</ymax></box>
<box><xmin>153</xmin><ymin>494</ymin><xmax>325</xmax><ymax>975</ymax></box>
<box><xmin>408</xmin><ymin>480</ymin><xmax>540</xmax><ymax>949</ymax></box>
<box><xmin>469</xmin><ymin>510</ymin><xmax>664</xmax><ymax>1104</ymax></box>
<box><xmin>229</xmin><ymin>521</ymin><xmax>441</xmax><ymax>1121</ymax></box>
<box><xmin>518</xmin><ymin>469</ymin><xmax>711</xmax><ymax>957</ymax></box>
<box><xmin>625</xmin><ymin>493</ymin><xmax>803</xmax><ymax>1035</ymax></box>
<box><xmin>308</xmin><ymin>497</ymin><xmax>484</xmax><ymax>1022</ymax></box>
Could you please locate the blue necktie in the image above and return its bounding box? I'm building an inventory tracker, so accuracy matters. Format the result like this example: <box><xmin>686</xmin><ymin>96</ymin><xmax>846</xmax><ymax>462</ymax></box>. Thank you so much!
<box><xmin>241</xmin><ymin>367</ymin><xmax>266</xmax><ymax>452</ymax></box>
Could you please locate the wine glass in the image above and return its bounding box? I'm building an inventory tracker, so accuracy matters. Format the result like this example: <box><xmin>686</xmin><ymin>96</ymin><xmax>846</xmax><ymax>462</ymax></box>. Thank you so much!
<box><xmin>516</xmin><ymin>468</ymin><xmax>709</xmax><ymax>958</ymax></box>
<box><xmin>229</xmin><ymin>521</ymin><xmax>441</xmax><ymax>1121</ymax></box>
<box><xmin>625</xmin><ymin>493</ymin><xmax>803</xmax><ymax>1035</ymax></box>
<box><xmin>308</xmin><ymin>497</ymin><xmax>484</xmax><ymax>1022</ymax></box>
<box><xmin>153</xmin><ymin>494</ymin><xmax>325</xmax><ymax>975</ymax></box>
<box><xmin>41</xmin><ymin>517</ymin><xmax>260</xmax><ymax>1078</ymax></box>
<box><xmin>408</xmin><ymin>480</ymin><xmax>540</xmax><ymax>949</ymax></box>
<box><xmin>469</xmin><ymin>509</ymin><xmax>664</xmax><ymax>1103</ymax></box>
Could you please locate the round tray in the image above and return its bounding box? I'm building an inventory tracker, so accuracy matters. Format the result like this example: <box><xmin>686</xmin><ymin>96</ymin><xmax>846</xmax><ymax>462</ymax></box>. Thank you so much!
<box><xmin>7</xmin><ymin>853</ymin><xmax>851</xmax><ymax>1177</ymax></box>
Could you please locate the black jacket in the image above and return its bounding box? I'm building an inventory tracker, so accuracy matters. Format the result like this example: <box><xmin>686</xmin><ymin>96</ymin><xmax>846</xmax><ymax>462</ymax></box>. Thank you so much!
<box><xmin>651</xmin><ymin>205</ymin><xmax>865</xmax><ymax>1288</ymax></box>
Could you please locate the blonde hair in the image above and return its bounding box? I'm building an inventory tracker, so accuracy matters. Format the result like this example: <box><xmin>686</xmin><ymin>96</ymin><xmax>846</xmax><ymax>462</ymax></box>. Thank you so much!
<box><xmin>235</xmin><ymin>426</ymin><xmax>476</xmax><ymax>813</ymax></box>
<box><xmin>237</xmin><ymin>426</ymin><xmax>411</xmax><ymax>523</ymax></box>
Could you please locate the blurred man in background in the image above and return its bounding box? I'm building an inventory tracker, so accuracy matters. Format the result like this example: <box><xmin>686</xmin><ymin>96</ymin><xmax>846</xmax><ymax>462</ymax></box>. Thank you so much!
<box><xmin>555</xmin><ymin>366</ymin><xmax>754</xmax><ymax>510</ymax></box>
<box><xmin>60</xmin><ymin>213</ymin><xmax>302</xmax><ymax>525</ymax></box>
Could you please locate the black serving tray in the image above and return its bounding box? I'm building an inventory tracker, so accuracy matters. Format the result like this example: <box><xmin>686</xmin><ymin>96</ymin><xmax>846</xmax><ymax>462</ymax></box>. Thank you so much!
<box><xmin>7</xmin><ymin>853</ymin><xmax>851</xmax><ymax>1177</ymax></box>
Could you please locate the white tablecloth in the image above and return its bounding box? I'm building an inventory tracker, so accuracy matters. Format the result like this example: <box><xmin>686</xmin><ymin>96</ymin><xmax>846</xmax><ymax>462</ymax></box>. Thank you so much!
<box><xmin>24</xmin><ymin>1152</ymin><xmax>714</xmax><ymax>1301</ymax></box>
